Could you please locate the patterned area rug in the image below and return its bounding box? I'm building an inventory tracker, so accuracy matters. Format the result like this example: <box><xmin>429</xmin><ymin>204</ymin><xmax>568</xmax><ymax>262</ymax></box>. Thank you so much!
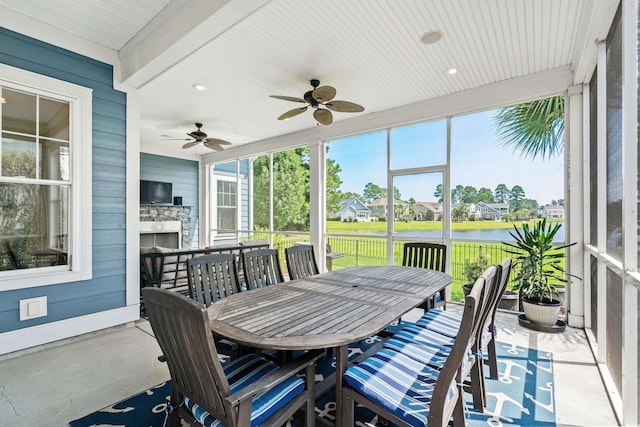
<box><xmin>70</xmin><ymin>338</ymin><xmax>555</xmax><ymax>427</ymax></box>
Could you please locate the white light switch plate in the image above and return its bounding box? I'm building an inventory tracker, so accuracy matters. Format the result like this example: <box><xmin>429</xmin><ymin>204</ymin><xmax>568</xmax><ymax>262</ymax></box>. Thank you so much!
<box><xmin>19</xmin><ymin>296</ymin><xmax>47</xmax><ymax>321</ymax></box>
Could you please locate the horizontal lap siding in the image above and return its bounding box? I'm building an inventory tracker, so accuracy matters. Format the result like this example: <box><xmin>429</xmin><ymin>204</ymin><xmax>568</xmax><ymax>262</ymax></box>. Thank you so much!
<box><xmin>0</xmin><ymin>27</ymin><xmax>127</xmax><ymax>333</ymax></box>
<box><xmin>140</xmin><ymin>153</ymin><xmax>199</xmax><ymax>246</ymax></box>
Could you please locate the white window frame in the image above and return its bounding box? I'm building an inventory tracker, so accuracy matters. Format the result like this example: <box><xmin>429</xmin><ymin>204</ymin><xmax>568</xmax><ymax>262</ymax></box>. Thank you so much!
<box><xmin>210</xmin><ymin>171</ymin><xmax>241</xmax><ymax>241</ymax></box>
<box><xmin>0</xmin><ymin>63</ymin><xmax>92</xmax><ymax>291</ymax></box>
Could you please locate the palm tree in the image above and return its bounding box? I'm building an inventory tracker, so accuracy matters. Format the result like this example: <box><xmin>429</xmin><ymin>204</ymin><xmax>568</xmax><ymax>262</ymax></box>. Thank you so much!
<box><xmin>494</xmin><ymin>95</ymin><xmax>564</xmax><ymax>160</ymax></box>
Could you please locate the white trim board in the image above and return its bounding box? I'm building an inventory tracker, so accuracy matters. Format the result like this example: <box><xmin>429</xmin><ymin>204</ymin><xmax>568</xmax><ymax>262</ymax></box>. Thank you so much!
<box><xmin>0</xmin><ymin>305</ymin><xmax>139</xmax><ymax>355</ymax></box>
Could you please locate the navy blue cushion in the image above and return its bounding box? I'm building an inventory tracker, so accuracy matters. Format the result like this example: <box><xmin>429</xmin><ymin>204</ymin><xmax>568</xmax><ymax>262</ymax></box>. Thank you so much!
<box><xmin>344</xmin><ymin>348</ymin><xmax>457</xmax><ymax>427</ymax></box>
<box><xmin>184</xmin><ymin>354</ymin><xmax>304</xmax><ymax>426</ymax></box>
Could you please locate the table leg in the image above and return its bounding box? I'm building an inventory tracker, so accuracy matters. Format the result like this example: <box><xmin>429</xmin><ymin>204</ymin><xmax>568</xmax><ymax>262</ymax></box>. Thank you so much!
<box><xmin>334</xmin><ymin>344</ymin><xmax>348</xmax><ymax>427</ymax></box>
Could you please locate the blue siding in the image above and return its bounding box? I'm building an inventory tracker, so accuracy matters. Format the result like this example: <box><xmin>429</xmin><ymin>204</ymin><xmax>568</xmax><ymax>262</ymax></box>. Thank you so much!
<box><xmin>0</xmin><ymin>27</ymin><xmax>127</xmax><ymax>333</ymax></box>
<box><xmin>140</xmin><ymin>153</ymin><xmax>199</xmax><ymax>246</ymax></box>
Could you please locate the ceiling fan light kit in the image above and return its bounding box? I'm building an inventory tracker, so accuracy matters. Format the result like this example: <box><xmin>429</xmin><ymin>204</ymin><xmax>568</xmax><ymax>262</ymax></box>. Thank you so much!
<box><xmin>270</xmin><ymin>79</ymin><xmax>364</xmax><ymax>125</ymax></box>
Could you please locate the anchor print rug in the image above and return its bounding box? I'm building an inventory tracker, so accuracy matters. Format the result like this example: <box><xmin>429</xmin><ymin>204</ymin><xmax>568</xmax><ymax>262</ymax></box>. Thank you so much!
<box><xmin>70</xmin><ymin>339</ymin><xmax>555</xmax><ymax>426</ymax></box>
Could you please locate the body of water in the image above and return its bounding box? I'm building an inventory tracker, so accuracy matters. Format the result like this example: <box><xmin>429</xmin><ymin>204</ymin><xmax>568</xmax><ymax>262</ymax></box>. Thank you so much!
<box><xmin>376</xmin><ymin>225</ymin><xmax>566</xmax><ymax>242</ymax></box>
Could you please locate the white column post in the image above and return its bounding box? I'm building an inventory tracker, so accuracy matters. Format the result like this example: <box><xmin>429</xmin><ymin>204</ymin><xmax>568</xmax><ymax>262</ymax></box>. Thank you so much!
<box><xmin>621</xmin><ymin>0</ymin><xmax>638</xmax><ymax>423</ymax></box>
<box><xmin>566</xmin><ymin>84</ymin><xmax>585</xmax><ymax>327</ymax></box>
<box><xmin>310</xmin><ymin>141</ymin><xmax>326</xmax><ymax>271</ymax></box>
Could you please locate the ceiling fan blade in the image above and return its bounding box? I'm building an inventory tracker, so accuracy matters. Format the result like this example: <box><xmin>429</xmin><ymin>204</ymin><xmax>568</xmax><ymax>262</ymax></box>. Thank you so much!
<box><xmin>163</xmin><ymin>138</ymin><xmax>193</xmax><ymax>141</ymax></box>
<box><xmin>313</xmin><ymin>109</ymin><xmax>333</xmax><ymax>125</ymax></box>
<box><xmin>325</xmin><ymin>100</ymin><xmax>365</xmax><ymax>113</ymax></box>
<box><xmin>270</xmin><ymin>95</ymin><xmax>307</xmax><ymax>103</ymax></box>
<box><xmin>278</xmin><ymin>106</ymin><xmax>308</xmax><ymax>121</ymax></box>
<box><xmin>312</xmin><ymin>86</ymin><xmax>336</xmax><ymax>102</ymax></box>
<box><xmin>205</xmin><ymin>137</ymin><xmax>231</xmax><ymax>145</ymax></box>
<box><xmin>182</xmin><ymin>141</ymin><xmax>200</xmax><ymax>149</ymax></box>
<box><xmin>204</xmin><ymin>141</ymin><xmax>225</xmax><ymax>151</ymax></box>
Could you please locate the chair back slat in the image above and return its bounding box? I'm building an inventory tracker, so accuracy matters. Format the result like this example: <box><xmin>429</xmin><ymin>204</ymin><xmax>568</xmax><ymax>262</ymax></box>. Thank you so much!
<box><xmin>142</xmin><ymin>288</ymin><xmax>233</xmax><ymax>424</ymax></box>
<box><xmin>429</xmin><ymin>274</ymin><xmax>485</xmax><ymax>426</ymax></box>
<box><xmin>285</xmin><ymin>245</ymin><xmax>320</xmax><ymax>280</ymax></box>
<box><xmin>187</xmin><ymin>254</ymin><xmax>241</xmax><ymax>307</ymax></box>
<box><xmin>402</xmin><ymin>242</ymin><xmax>446</xmax><ymax>272</ymax></box>
<box><xmin>242</xmin><ymin>248</ymin><xmax>285</xmax><ymax>289</ymax></box>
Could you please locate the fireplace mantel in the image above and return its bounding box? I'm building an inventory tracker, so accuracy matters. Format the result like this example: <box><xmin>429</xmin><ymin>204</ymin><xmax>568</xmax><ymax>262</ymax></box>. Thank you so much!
<box><xmin>140</xmin><ymin>205</ymin><xmax>192</xmax><ymax>249</ymax></box>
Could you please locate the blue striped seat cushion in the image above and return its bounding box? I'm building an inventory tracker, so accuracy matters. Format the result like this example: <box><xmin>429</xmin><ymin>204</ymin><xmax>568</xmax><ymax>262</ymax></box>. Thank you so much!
<box><xmin>417</xmin><ymin>309</ymin><xmax>491</xmax><ymax>343</ymax></box>
<box><xmin>344</xmin><ymin>348</ymin><xmax>457</xmax><ymax>427</ymax></box>
<box><xmin>184</xmin><ymin>354</ymin><xmax>304</xmax><ymax>427</ymax></box>
<box><xmin>216</xmin><ymin>339</ymin><xmax>238</xmax><ymax>352</ymax></box>
<box><xmin>416</xmin><ymin>309</ymin><xmax>462</xmax><ymax>338</ymax></box>
<box><xmin>384</xmin><ymin>325</ymin><xmax>472</xmax><ymax>371</ymax></box>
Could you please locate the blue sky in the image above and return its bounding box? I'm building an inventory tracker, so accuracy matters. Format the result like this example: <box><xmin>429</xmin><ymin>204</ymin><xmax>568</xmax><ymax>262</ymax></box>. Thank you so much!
<box><xmin>327</xmin><ymin>109</ymin><xmax>564</xmax><ymax>206</ymax></box>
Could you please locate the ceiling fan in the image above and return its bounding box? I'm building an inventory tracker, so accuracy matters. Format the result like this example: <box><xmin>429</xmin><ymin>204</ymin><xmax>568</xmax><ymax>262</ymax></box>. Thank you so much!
<box><xmin>163</xmin><ymin>123</ymin><xmax>232</xmax><ymax>151</ymax></box>
<box><xmin>270</xmin><ymin>79</ymin><xmax>364</xmax><ymax>125</ymax></box>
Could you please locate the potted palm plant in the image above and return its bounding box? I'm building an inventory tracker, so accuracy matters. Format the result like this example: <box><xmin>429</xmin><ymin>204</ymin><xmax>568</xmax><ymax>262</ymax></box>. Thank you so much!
<box><xmin>503</xmin><ymin>219</ymin><xmax>578</xmax><ymax>326</ymax></box>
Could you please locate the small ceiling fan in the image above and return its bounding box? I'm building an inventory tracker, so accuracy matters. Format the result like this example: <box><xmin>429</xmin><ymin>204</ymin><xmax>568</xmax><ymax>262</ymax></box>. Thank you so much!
<box><xmin>270</xmin><ymin>79</ymin><xmax>364</xmax><ymax>125</ymax></box>
<box><xmin>163</xmin><ymin>123</ymin><xmax>232</xmax><ymax>151</ymax></box>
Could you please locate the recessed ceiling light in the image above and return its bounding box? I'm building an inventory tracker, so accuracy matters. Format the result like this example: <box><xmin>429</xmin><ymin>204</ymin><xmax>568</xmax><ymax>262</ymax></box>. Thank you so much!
<box><xmin>0</xmin><ymin>97</ymin><xmax>6</xmax><ymax>104</ymax></box>
<box><xmin>420</xmin><ymin>30</ymin><xmax>443</xmax><ymax>45</ymax></box>
<box><xmin>192</xmin><ymin>83</ymin><xmax>208</xmax><ymax>91</ymax></box>
<box><xmin>447</xmin><ymin>67</ymin><xmax>458</xmax><ymax>75</ymax></box>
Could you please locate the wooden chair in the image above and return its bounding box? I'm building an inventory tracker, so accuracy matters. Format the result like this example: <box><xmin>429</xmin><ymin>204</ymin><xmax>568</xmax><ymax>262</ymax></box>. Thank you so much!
<box><xmin>186</xmin><ymin>253</ymin><xmax>243</xmax><ymax>358</ymax></box>
<box><xmin>242</xmin><ymin>248</ymin><xmax>285</xmax><ymax>289</ymax></box>
<box><xmin>341</xmin><ymin>274</ymin><xmax>486</xmax><ymax>427</ymax></box>
<box><xmin>186</xmin><ymin>253</ymin><xmax>242</xmax><ymax>306</ymax></box>
<box><xmin>285</xmin><ymin>244</ymin><xmax>319</xmax><ymax>280</ymax></box>
<box><xmin>402</xmin><ymin>242</ymin><xmax>447</xmax><ymax>310</ymax></box>
<box><xmin>413</xmin><ymin>263</ymin><xmax>505</xmax><ymax>410</ymax></box>
<box><xmin>142</xmin><ymin>287</ymin><xmax>322</xmax><ymax>427</ymax></box>
<box><xmin>485</xmin><ymin>257</ymin><xmax>513</xmax><ymax>379</ymax></box>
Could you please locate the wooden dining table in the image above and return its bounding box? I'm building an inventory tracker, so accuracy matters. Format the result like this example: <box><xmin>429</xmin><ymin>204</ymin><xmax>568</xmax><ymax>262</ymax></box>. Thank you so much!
<box><xmin>207</xmin><ymin>265</ymin><xmax>452</xmax><ymax>427</ymax></box>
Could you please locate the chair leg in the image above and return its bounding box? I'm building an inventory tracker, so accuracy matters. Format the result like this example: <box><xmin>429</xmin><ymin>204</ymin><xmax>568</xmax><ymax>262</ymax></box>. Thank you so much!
<box><xmin>470</xmin><ymin>355</ymin><xmax>486</xmax><ymax>412</ymax></box>
<box><xmin>487</xmin><ymin>336</ymin><xmax>499</xmax><ymax>380</ymax></box>
<box><xmin>452</xmin><ymin>387</ymin><xmax>466</xmax><ymax>427</ymax></box>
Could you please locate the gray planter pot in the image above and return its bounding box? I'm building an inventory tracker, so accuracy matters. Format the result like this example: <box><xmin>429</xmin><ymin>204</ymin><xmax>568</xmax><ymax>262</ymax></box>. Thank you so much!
<box><xmin>522</xmin><ymin>297</ymin><xmax>561</xmax><ymax>326</ymax></box>
<box><xmin>498</xmin><ymin>290</ymin><xmax>519</xmax><ymax>311</ymax></box>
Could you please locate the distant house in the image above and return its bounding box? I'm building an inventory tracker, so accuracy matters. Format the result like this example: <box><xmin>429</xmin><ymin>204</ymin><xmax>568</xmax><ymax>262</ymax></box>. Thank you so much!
<box><xmin>414</xmin><ymin>201</ymin><xmax>443</xmax><ymax>220</ymax></box>
<box><xmin>368</xmin><ymin>197</ymin><xmax>409</xmax><ymax>220</ymax></box>
<box><xmin>338</xmin><ymin>197</ymin><xmax>372</xmax><ymax>222</ymax></box>
<box><xmin>541</xmin><ymin>205</ymin><xmax>565</xmax><ymax>219</ymax></box>
<box><xmin>475</xmin><ymin>202</ymin><xmax>509</xmax><ymax>220</ymax></box>
<box><xmin>368</xmin><ymin>197</ymin><xmax>388</xmax><ymax>218</ymax></box>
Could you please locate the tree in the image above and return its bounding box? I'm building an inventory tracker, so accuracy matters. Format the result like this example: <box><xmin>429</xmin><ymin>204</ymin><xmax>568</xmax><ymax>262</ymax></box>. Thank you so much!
<box><xmin>325</xmin><ymin>156</ymin><xmax>343</xmax><ymax>215</ymax></box>
<box><xmin>461</xmin><ymin>185</ymin><xmax>478</xmax><ymax>203</ymax></box>
<box><xmin>557</xmin><ymin>199</ymin><xmax>564</xmax><ymax>207</ymax></box>
<box><xmin>510</xmin><ymin>185</ymin><xmax>525</xmax><ymax>212</ymax></box>
<box><xmin>477</xmin><ymin>187</ymin><xmax>495</xmax><ymax>203</ymax></box>
<box><xmin>434</xmin><ymin>184</ymin><xmax>443</xmax><ymax>203</ymax></box>
<box><xmin>494</xmin><ymin>95</ymin><xmax>564</xmax><ymax>160</ymax></box>
<box><xmin>452</xmin><ymin>205</ymin><xmax>468</xmax><ymax>222</ymax></box>
<box><xmin>393</xmin><ymin>186</ymin><xmax>402</xmax><ymax>201</ymax></box>
<box><xmin>551</xmin><ymin>199</ymin><xmax>557</xmax><ymax>206</ymax></box>
<box><xmin>494</xmin><ymin>184</ymin><xmax>510</xmax><ymax>203</ymax></box>
<box><xmin>253</xmin><ymin>151</ymin><xmax>308</xmax><ymax>231</ymax></box>
<box><xmin>451</xmin><ymin>185</ymin><xmax>464</xmax><ymax>204</ymax></box>
<box><xmin>363</xmin><ymin>182</ymin><xmax>385</xmax><ymax>203</ymax></box>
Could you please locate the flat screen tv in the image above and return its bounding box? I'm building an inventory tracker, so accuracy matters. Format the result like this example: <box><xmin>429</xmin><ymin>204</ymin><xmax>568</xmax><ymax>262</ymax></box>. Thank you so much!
<box><xmin>140</xmin><ymin>180</ymin><xmax>172</xmax><ymax>205</ymax></box>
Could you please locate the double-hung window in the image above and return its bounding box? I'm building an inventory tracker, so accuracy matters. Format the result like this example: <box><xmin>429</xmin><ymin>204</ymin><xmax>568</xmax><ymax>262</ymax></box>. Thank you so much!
<box><xmin>0</xmin><ymin>64</ymin><xmax>92</xmax><ymax>290</ymax></box>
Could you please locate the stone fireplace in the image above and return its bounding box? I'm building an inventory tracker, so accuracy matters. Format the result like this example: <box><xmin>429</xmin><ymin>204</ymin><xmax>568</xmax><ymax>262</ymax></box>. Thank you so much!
<box><xmin>140</xmin><ymin>205</ymin><xmax>192</xmax><ymax>249</ymax></box>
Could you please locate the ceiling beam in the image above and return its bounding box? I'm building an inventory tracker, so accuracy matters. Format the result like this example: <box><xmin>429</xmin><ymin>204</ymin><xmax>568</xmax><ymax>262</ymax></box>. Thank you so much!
<box><xmin>118</xmin><ymin>0</ymin><xmax>270</xmax><ymax>88</ymax></box>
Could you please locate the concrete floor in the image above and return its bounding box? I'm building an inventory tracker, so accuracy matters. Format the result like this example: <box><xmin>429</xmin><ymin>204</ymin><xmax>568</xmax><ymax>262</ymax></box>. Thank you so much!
<box><xmin>0</xmin><ymin>309</ymin><xmax>618</xmax><ymax>427</ymax></box>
